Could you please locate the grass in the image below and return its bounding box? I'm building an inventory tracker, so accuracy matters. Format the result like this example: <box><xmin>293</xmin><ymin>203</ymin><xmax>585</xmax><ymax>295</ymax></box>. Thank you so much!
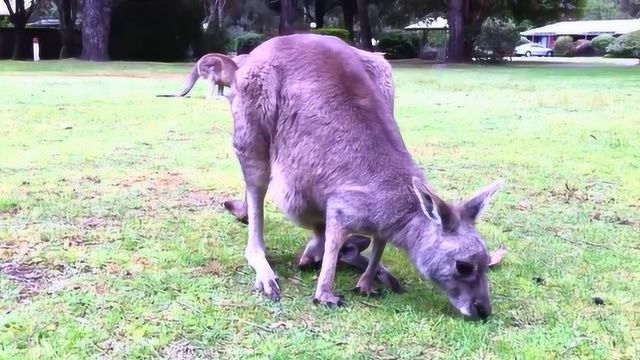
<box><xmin>1</xmin><ymin>58</ymin><xmax>639</xmax><ymax>359</ymax></box>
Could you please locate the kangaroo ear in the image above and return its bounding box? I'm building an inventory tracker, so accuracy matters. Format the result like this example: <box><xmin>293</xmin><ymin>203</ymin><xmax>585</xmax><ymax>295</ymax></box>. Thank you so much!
<box><xmin>411</xmin><ymin>177</ymin><xmax>442</xmax><ymax>225</ymax></box>
<box><xmin>211</xmin><ymin>59</ymin><xmax>223</xmax><ymax>74</ymax></box>
<box><xmin>462</xmin><ymin>179</ymin><xmax>504</xmax><ymax>222</ymax></box>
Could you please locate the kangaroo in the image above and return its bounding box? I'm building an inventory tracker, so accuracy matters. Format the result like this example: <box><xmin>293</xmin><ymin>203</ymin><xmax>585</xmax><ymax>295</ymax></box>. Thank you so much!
<box><xmin>156</xmin><ymin>53</ymin><xmax>242</xmax><ymax>99</ymax></box>
<box><xmin>223</xmin><ymin>46</ymin><xmax>401</xmax><ymax>292</ymax></box>
<box><xmin>227</xmin><ymin>33</ymin><xmax>504</xmax><ymax>320</ymax></box>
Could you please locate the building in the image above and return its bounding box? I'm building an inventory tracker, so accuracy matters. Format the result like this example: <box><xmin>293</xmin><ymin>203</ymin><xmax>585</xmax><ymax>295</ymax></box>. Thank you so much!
<box><xmin>521</xmin><ymin>19</ymin><xmax>640</xmax><ymax>48</ymax></box>
<box><xmin>403</xmin><ymin>17</ymin><xmax>449</xmax><ymax>62</ymax></box>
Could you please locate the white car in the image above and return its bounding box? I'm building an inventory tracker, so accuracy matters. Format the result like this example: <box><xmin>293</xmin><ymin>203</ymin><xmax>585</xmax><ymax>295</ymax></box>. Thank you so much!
<box><xmin>514</xmin><ymin>43</ymin><xmax>554</xmax><ymax>57</ymax></box>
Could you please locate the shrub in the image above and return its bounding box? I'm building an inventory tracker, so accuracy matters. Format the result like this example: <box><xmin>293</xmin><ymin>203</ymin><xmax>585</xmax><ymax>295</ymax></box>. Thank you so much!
<box><xmin>591</xmin><ymin>35</ymin><xmax>615</xmax><ymax>56</ymax></box>
<box><xmin>475</xmin><ymin>18</ymin><xmax>520</xmax><ymax>63</ymax></box>
<box><xmin>196</xmin><ymin>25</ymin><xmax>232</xmax><ymax>56</ymax></box>
<box><xmin>0</xmin><ymin>17</ymin><xmax>12</xmax><ymax>27</ymax></box>
<box><xmin>312</xmin><ymin>28</ymin><xmax>352</xmax><ymax>44</ymax></box>
<box><xmin>235</xmin><ymin>32</ymin><xmax>267</xmax><ymax>55</ymax></box>
<box><xmin>573</xmin><ymin>39</ymin><xmax>595</xmax><ymax>56</ymax></box>
<box><xmin>426</xmin><ymin>31</ymin><xmax>447</xmax><ymax>48</ymax></box>
<box><xmin>419</xmin><ymin>46</ymin><xmax>439</xmax><ymax>60</ymax></box>
<box><xmin>377</xmin><ymin>30</ymin><xmax>419</xmax><ymax>59</ymax></box>
<box><xmin>553</xmin><ymin>36</ymin><xmax>576</xmax><ymax>57</ymax></box>
<box><xmin>605</xmin><ymin>30</ymin><xmax>640</xmax><ymax>58</ymax></box>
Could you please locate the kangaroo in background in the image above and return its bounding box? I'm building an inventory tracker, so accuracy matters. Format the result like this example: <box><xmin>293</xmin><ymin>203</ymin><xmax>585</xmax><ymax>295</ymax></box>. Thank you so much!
<box><xmin>156</xmin><ymin>53</ymin><xmax>243</xmax><ymax>99</ymax></box>
<box><xmin>226</xmin><ymin>33</ymin><xmax>504</xmax><ymax>321</ymax></box>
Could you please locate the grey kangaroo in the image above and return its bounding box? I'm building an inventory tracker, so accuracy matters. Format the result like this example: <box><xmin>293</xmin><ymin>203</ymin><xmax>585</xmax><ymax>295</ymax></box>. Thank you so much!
<box><xmin>156</xmin><ymin>53</ymin><xmax>243</xmax><ymax>99</ymax></box>
<box><xmin>223</xmin><ymin>47</ymin><xmax>402</xmax><ymax>291</ymax></box>
<box><xmin>227</xmin><ymin>34</ymin><xmax>504</xmax><ymax>321</ymax></box>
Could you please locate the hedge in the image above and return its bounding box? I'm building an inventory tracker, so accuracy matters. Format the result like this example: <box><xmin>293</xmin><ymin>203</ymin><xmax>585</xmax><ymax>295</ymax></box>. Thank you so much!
<box><xmin>235</xmin><ymin>32</ymin><xmax>267</xmax><ymax>55</ymax></box>
<box><xmin>553</xmin><ymin>36</ymin><xmax>575</xmax><ymax>57</ymax></box>
<box><xmin>377</xmin><ymin>30</ymin><xmax>419</xmax><ymax>59</ymax></box>
<box><xmin>591</xmin><ymin>35</ymin><xmax>615</xmax><ymax>56</ymax></box>
<box><xmin>605</xmin><ymin>30</ymin><xmax>640</xmax><ymax>58</ymax></box>
<box><xmin>312</xmin><ymin>28</ymin><xmax>352</xmax><ymax>44</ymax></box>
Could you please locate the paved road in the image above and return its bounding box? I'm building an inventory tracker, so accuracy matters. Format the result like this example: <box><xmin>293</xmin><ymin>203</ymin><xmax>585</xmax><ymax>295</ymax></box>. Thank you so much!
<box><xmin>389</xmin><ymin>56</ymin><xmax>639</xmax><ymax>67</ymax></box>
<box><xmin>510</xmin><ymin>56</ymin><xmax>639</xmax><ymax>66</ymax></box>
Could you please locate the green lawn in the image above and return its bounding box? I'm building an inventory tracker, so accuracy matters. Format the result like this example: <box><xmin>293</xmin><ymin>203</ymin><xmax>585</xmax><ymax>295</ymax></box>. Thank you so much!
<box><xmin>1</xmin><ymin>59</ymin><xmax>639</xmax><ymax>359</ymax></box>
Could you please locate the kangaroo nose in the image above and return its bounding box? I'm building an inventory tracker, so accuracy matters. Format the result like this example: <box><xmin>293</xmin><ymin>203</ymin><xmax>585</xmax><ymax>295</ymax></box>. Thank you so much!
<box><xmin>474</xmin><ymin>301</ymin><xmax>491</xmax><ymax>320</ymax></box>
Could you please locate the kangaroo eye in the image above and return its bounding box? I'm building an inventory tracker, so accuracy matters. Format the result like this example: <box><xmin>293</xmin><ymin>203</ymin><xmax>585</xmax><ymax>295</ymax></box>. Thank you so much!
<box><xmin>455</xmin><ymin>260</ymin><xmax>475</xmax><ymax>276</ymax></box>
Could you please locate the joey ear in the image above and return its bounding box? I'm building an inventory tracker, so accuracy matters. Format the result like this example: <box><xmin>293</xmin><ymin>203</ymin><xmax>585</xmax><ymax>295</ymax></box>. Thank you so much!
<box><xmin>412</xmin><ymin>177</ymin><xmax>441</xmax><ymax>225</ymax></box>
<box><xmin>462</xmin><ymin>178</ymin><xmax>504</xmax><ymax>222</ymax></box>
<box><xmin>455</xmin><ymin>260</ymin><xmax>475</xmax><ymax>276</ymax></box>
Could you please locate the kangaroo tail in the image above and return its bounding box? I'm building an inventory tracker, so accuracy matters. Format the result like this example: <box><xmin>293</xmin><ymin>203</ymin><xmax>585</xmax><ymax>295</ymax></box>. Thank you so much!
<box><xmin>155</xmin><ymin>64</ymin><xmax>200</xmax><ymax>97</ymax></box>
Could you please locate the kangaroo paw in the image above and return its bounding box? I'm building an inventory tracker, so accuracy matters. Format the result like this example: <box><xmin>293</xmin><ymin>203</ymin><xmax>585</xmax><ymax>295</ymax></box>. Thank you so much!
<box><xmin>312</xmin><ymin>292</ymin><xmax>345</xmax><ymax>308</ymax></box>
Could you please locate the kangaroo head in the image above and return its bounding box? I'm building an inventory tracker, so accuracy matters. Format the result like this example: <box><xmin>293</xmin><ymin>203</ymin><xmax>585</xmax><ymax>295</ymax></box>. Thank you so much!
<box><xmin>411</xmin><ymin>176</ymin><xmax>504</xmax><ymax>321</ymax></box>
<box><xmin>198</xmin><ymin>54</ymin><xmax>240</xmax><ymax>83</ymax></box>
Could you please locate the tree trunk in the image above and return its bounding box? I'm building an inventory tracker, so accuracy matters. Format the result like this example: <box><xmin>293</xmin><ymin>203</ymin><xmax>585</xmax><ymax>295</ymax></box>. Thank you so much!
<box><xmin>356</xmin><ymin>0</ymin><xmax>372</xmax><ymax>51</ymax></box>
<box><xmin>462</xmin><ymin>6</ymin><xmax>485</xmax><ymax>62</ymax></box>
<box><xmin>81</xmin><ymin>0</ymin><xmax>112</xmax><ymax>61</ymax></box>
<box><xmin>315</xmin><ymin>0</ymin><xmax>325</xmax><ymax>28</ymax></box>
<box><xmin>447</xmin><ymin>0</ymin><xmax>465</xmax><ymax>63</ymax></box>
<box><xmin>59</xmin><ymin>27</ymin><xmax>76</xmax><ymax>58</ymax></box>
<box><xmin>12</xmin><ymin>20</ymin><xmax>28</xmax><ymax>60</ymax></box>
<box><xmin>58</xmin><ymin>0</ymin><xmax>76</xmax><ymax>59</ymax></box>
<box><xmin>6</xmin><ymin>0</ymin><xmax>33</xmax><ymax>60</ymax></box>
<box><xmin>278</xmin><ymin>0</ymin><xmax>295</xmax><ymax>35</ymax></box>
<box><xmin>341</xmin><ymin>0</ymin><xmax>356</xmax><ymax>42</ymax></box>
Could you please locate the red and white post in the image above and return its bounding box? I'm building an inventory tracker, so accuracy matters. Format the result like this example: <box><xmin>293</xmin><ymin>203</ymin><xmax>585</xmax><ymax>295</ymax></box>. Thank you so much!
<box><xmin>33</xmin><ymin>38</ymin><xmax>40</xmax><ymax>62</ymax></box>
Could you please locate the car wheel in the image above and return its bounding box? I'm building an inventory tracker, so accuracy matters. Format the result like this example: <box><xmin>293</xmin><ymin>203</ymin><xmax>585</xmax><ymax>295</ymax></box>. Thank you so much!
<box><xmin>546</xmin><ymin>51</ymin><xmax>552</xmax><ymax>57</ymax></box>
<box><xmin>525</xmin><ymin>51</ymin><xmax>531</xmax><ymax>57</ymax></box>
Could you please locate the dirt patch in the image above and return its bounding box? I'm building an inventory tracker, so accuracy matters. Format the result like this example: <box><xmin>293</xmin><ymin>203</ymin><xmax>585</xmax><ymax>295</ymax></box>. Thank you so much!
<box><xmin>114</xmin><ymin>171</ymin><xmax>188</xmax><ymax>191</ymax></box>
<box><xmin>113</xmin><ymin>171</ymin><xmax>236</xmax><ymax>215</ymax></box>
<box><xmin>511</xmin><ymin>199</ymin><xmax>534</xmax><ymax>212</ymax></box>
<box><xmin>0</xmin><ymin>200</ymin><xmax>19</xmax><ymax>217</ymax></box>
<box><xmin>190</xmin><ymin>261</ymin><xmax>225</xmax><ymax>277</ymax></box>
<box><xmin>77</xmin><ymin>215</ymin><xmax>122</xmax><ymax>230</ymax></box>
<box><xmin>0</xmin><ymin>261</ymin><xmax>95</xmax><ymax>301</ymax></box>
<box><xmin>0</xmin><ymin>262</ymin><xmax>47</xmax><ymax>299</ymax></box>
<box><xmin>590</xmin><ymin>212</ymin><xmax>640</xmax><ymax>230</ymax></box>
<box><xmin>547</xmin><ymin>183</ymin><xmax>590</xmax><ymax>203</ymax></box>
<box><xmin>160</xmin><ymin>340</ymin><xmax>217</xmax><ymax>360</ymax></box>
<box><xmin>172</xmin><ymin>189</ymin><xmax>236</xmax><ymax>210</ymax></box>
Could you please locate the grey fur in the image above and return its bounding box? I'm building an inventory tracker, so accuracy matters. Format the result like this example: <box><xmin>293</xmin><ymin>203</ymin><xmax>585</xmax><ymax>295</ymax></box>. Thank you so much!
<box><xmin>227</xmin><ymin>34</ymin><xmax>504</xmax><ymax>320</ymax></box>
<box><xmin>223</xmin><ymin>46</ymin><xmax>402</xmax><ymax>292</ymax></box>
<box><xmin>156</xmin><ymin>53</ymin><xmax>243</xmax><ymax>99</ymax></box>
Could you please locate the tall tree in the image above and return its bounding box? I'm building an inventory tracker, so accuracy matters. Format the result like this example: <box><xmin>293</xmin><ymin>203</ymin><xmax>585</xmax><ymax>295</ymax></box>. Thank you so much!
<box><xmin>279</xmin><ymin>0</ymin><xmax>295</xmax><ymax>34</ymax></box>
<box><xmin>206</xmin><ymin>0</ymin><xmax>227</xmax><ymax>28</ymax></box>
<box><xmin>357</xmin><ymin>0</ymin><xmax>373</xmax><ymax>50</ymax></box>
<box><xmin>446</xmin><ymin>0</ymin><xmax>464</xmax><ymax>61</ymax></box>
<box><xmin>2</xmin><ymin>0</ymin><xmax>38</xmax><ymax>60</ymax></box>
<box><xmin>80</xmin><ymin>0</ymin><xmax>111</xmax><ymax>61</ymax></box>
<box><xmin>314</xmin><ymin>0</ymin><xmax>326</xmax><ymax>28</ymax></box>
<box><xmin>342</xmin><ymin>0</ymin><xmax>356</xmax><ymax>40</ymax></box>
<box><xmin>54</xmin><ymin>0</ymin><xmax>81</xmax><ymax>58</ymax></box>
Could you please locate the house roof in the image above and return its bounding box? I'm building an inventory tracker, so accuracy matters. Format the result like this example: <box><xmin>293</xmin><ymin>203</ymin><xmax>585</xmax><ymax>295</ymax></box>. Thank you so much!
<box><xmin>521</xmin><ymin>19</ymin><xmax>640</xmax><ymax>37</ymax></box>
<box><xmin>404</xmin><ymin>17</ymin><xmax>448</xmax><ymax>31</ymax></box>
